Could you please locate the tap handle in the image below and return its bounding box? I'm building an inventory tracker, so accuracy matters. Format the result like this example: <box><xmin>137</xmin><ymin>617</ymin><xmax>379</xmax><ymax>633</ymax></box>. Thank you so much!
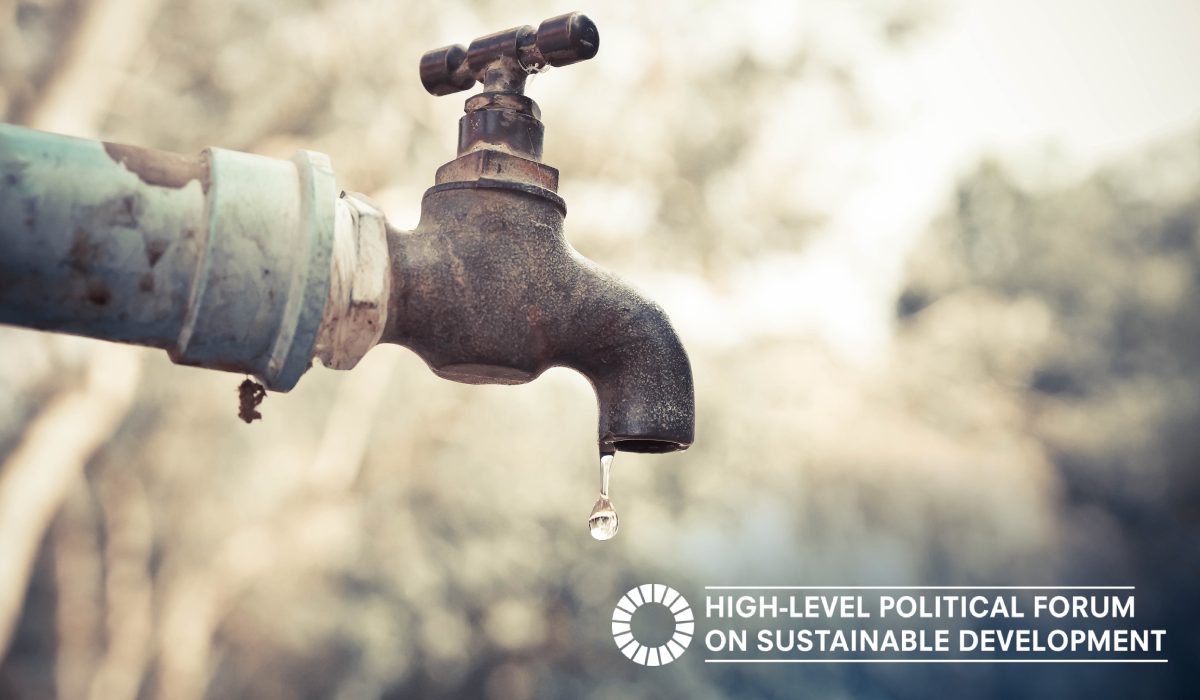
<box><xmin>419</xmin><ymin>44</ymin><xmax>475</xmax><ymax>96</ymax></box>
<box><xmin>530</xmin><ymin>12</ymin><xmax>600</xmax><ymax>67</ymax></box>
<box><xmin>419</xmin><ymin>12</ymin><xmax>599</xmax><ymax>97</ymax></box>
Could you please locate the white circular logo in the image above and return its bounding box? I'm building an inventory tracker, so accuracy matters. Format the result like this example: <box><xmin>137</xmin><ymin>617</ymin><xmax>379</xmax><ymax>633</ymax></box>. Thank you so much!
<box><xmin>611</xmin><ymin>584</ymin><xmax>694</xmax><ymax>666</ymax></box>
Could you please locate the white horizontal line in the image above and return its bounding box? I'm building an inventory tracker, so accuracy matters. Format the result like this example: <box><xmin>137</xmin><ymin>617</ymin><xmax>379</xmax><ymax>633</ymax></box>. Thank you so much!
<box><xmin>704</xmin><ymin>659</ymin><xmax>1167</xmax><ymax>664</ymax></box>
<box><xmin>702</xmin><ymin>586</ymin><xmax>1135</xmax><ymax>590</ymax></box>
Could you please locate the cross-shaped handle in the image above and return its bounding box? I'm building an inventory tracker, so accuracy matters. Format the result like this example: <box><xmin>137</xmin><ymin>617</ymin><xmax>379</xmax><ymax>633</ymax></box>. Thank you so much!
<box><xmin>420</xmin><ymin>12</ymin><xmax>599</xmax><ymax>97</ymax></box>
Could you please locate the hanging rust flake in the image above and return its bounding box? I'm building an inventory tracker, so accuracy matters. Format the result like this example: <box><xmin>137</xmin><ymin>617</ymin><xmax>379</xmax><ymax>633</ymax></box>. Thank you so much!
<box><xmin>103</xmin><ymin>141</ymin><xmax>210</xmax><ymax>193</ymax></box>
<box><xmin>237</xmin><ymin>378</ymin><xmax>266</xmax><ymax>423</ymax></box>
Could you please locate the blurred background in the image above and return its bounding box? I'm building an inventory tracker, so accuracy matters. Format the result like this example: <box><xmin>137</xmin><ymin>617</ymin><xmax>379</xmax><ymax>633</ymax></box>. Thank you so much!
<box><xmin>2</xmin><ymin>0</ymin><xmax>1199</xmax><ymax>697</ymax></box>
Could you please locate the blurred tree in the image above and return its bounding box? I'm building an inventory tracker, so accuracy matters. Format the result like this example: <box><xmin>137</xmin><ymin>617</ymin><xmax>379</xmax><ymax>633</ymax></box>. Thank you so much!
<box><xmin>901</xmin><ymin>132</ymin><xmax>1200</xmax><ymax>696</ymax></box>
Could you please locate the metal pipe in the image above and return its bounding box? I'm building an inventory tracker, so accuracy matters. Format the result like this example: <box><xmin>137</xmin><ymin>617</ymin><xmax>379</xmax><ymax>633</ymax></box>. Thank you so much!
<box><xmin>0</xmin><ymin>125</ymin><xmax>207</xmax><ymax>347</ymax></box>
<box><xmin>0</xmin><ymin>124</ymin><xmax>387</xmax><ymax>390</ymax></box>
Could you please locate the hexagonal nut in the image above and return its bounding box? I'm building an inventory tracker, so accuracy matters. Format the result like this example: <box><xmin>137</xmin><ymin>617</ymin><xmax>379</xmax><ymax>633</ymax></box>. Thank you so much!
<box><xmin>434</xmin><ymin>149</ymin><xmax>559</xmax><ymax>192</ymax></box>
<box><xmin>314</xmin><ymin>192</ymin><xmax>391</xmax><ymax>371</ymax></box>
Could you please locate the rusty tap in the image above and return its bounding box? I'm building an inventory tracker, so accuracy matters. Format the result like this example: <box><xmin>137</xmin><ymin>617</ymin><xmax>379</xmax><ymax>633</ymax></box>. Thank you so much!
<box><xmin>383</xmin><ymin>12</ymin><xmax>695</xmax><ymax>454</ymax></box>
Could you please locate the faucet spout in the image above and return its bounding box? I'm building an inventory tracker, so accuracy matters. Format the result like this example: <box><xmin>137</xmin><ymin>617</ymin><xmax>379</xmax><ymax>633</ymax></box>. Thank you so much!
<box><xmin>382</xmin><ymin>184</ymin><xmax>694</xmax><ymax>454</ymax></box>
<box><xmin>561</xmin><ymin>260</ymin><xmax>694</xmax><ymax>453</ymax></box>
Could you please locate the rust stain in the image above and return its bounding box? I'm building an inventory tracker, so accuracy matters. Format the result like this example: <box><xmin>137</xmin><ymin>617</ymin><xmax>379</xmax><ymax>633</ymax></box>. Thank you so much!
<box><xmin>104</xmin><ymin>141</ymin><xmax>210</xmax><ymax>193</ymax></box>
<box><xmin>139</xmin><ymin>273</ymin><xmax>155</xmax><ymax>292</ymax></box>
<box><xmin>85</xmin><ymin>279</ymin><xmax>111</xmax><ymax>305</ymax></box>
<box><xmin>87</xmin><ymin>193</ymin><xmax>142</xmax><ymax>227</ymax></box>
<box><xmin>144</xmin><ymin>238</ymin><xmax>168</xmax><ymax>267</ymax></box>
<box><xmin>68</xmin><ymin>228</ymin><xmax>99</xmax><ymax>274</ymax></box>
<box><xmin>237</xmin><ymin>378</ymin><xmax>267</xmax><ymax>423</ymax></box>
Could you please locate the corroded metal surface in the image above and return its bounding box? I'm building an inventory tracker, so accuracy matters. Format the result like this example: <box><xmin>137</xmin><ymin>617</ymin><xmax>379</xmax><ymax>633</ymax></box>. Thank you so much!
<box><xmin>314</xmin><ymin>192</ymin><xmax>390</xmax><ymax>370</ymax></box>
<box><xmin>384</xmin><ymin>187</ymin><xmax>694</xmax><ymax>453</ymax></box>
<box><xmin>103</xmin><ymin>141</ymin><xmax>211</xmax><ymax>192</ymax></box>
<box><xmin>434</xmin><ymin>149</ymin><xmax>558</xmax><ymax>191</ymax></box>
<box><xmin>0</xmin><ymin>124</ymin><xmax>344</xmax><ymax>391</ymax></box>
<box><xmin>0</xmin><ymin>125</ymin><xmax>207</xmax><ymax>347</ymax></box>
<box><xmin>393</xmin><ymin>13</ymin><xmax>695</xmax><ymax>453</ymax></box>
<box><xmin>167</xmin><ymin>147</ymin><xmax>332</xmax><ymax>389</ymax></box>
<box><xmin>420</xmin><ymin>12</ymin><xmax>600</xmax><ymax>97</ymax></box>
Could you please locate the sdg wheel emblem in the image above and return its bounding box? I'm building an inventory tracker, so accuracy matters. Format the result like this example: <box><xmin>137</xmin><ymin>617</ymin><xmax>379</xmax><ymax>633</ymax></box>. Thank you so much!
<box><xmin>612</xmin><ymin>584</ymin><xmax>694</xmax><ymax>666</ymax></box>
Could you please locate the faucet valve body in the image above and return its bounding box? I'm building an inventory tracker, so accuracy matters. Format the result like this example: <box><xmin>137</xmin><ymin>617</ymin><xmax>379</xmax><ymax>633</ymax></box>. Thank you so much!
<box><xmin>387</xmin><ymin>13</ymin><xmax>696</xmax><ymax>454</ymax></box>
<box><xmin>459</xmin><ymin>92</ymin><xmax>545</xmax><ymax>161</ymax></box>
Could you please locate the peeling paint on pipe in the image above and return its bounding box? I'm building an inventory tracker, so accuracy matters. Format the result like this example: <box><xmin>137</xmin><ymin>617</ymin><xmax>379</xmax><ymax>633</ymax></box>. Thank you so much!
<box><xmin>0</xmin><ymin>124</ymin><xmax>381</xmax><ymax>391</ymax></box>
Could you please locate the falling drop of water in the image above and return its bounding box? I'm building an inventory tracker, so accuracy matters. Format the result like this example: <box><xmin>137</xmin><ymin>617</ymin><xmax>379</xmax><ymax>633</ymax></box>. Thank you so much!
<box><xmin>588</xmin><ymin>452</ymin><xmax>618</xmax><ymax>540</ymax></box>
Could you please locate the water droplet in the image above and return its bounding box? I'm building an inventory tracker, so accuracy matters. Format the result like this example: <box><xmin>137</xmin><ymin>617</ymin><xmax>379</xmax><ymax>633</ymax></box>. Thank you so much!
<box><xmin>589</xmin><ymin>496</ymin><xmax>618</xmax><ymax>540</ymax></box>
<box><xmin>589</xmin><ymin>452</ymin><xmax>618</xmax><ymax>540</ymax></box>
